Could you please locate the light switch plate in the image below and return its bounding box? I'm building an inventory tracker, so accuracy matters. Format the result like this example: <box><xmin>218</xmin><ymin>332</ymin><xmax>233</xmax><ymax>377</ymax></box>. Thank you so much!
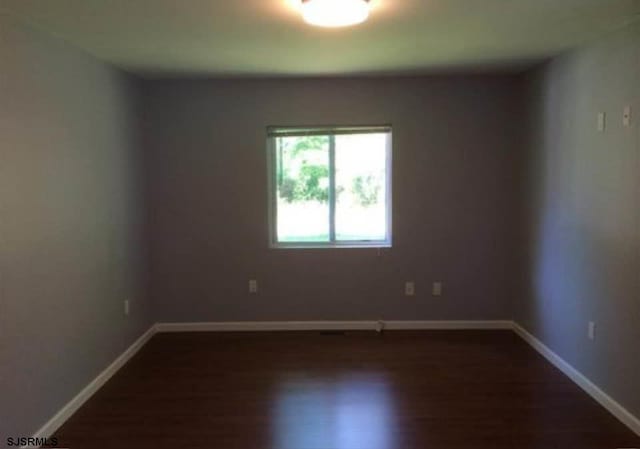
<box><xmin>597</xmin><ymin>112</ymin><xmax>606</xmax><ymax>132</ymax></box>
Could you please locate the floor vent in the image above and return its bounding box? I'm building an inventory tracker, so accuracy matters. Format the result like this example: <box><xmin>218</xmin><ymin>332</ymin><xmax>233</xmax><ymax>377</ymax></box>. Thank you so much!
<box><xmin>319</xmin><ymin>330</ymin><xmax>347</xmax><ymax>336</ymax></box>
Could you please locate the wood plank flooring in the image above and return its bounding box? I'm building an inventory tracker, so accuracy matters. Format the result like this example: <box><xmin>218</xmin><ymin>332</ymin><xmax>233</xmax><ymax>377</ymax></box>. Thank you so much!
<box><xmin>51</xmin><ymin>330</ymin><xmax>640</xmax><ymax>449</ymax></box>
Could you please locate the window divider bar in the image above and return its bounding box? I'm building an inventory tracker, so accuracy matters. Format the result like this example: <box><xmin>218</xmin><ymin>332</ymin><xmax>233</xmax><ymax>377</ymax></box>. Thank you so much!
<box><xmin>328</xmin><ymin>135</ymin><xmax>336</xmax><ymax>243</ymax></box>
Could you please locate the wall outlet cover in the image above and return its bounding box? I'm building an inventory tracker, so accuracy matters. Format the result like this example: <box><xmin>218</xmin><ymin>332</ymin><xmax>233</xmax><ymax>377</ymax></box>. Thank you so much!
<box><xmin>597</xmin><ymin>112</ymin><xmax>606</xmax><ymax>132</ymax></box>
<box><xmin>623</xmin><ymin>106</ymin><xmax>632</xmax><ymax>127</ymax></box>
<box><xmin>588</xmin><ymin>321</ymin><xmax>596</xmax><ymax>340</ymax></box>
<box><xmin>405</xmin><ymin>282</ymin><xmax>415</xmax><ymax>296</ymax></box>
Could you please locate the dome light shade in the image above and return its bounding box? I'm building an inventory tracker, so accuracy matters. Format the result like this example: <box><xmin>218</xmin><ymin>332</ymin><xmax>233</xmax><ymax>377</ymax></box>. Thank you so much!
<box><xmin>301</xmin><ymin>0</ymin><xmax>370</xmax><ymax>28</ymax></box>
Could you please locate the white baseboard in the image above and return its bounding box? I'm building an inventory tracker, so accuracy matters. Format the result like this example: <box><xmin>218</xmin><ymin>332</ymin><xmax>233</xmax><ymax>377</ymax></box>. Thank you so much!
<box><xmin>385</xmin><ymin>320</ymin><xmax>513</xmax><ymax>330</ymax></box>
<box><xmin>512</xmin><ymin>322</ymin><xmax>640</xmax><ymax>437</ymax></box>
<box><xmin>29</xmin><ymin>325</ymin><xmax>156</xmax><ymax>442</ymax></box>
<box><xmin>155</xmin><ymin>320</ymin><xmax>513</xmax><ymax>333</ymax></box>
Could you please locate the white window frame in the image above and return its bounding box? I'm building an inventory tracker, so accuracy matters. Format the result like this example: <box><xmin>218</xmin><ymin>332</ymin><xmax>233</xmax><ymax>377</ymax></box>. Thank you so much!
<box><xmin>267</xmin><ymin>125</ymin><xmax>393</xmax><ymax>249</ymax></box>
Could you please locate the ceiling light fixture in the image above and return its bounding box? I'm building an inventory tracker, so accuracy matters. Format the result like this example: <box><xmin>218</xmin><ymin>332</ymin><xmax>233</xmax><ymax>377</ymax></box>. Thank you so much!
<box><xmin>300</xmin><ymin>0</ymin><xmax>370</xmax><ymax>28</ymax></box>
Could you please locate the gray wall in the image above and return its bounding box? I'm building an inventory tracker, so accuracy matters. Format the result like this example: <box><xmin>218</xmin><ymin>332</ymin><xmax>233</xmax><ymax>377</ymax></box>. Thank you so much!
<box><xmin>141</xmin><ymin>75</ymin><xmax>524</xmax><ymax>322</ymax></box>
<box><xmin>517</xmin><ymin>23</ymin><xmax>640</xmax><ymax>418</ymax></box>
<box><xmin>0</xmin><ymin>17</ymin><xmax>151</xmax><ymax>440</ymax></box>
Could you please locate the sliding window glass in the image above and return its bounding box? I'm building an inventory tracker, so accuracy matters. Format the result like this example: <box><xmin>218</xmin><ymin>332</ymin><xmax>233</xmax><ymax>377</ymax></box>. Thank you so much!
<box><xmin>267</xmin><ymin>126</ymin><xmax>392</xmax><ymax>248</ymax></box>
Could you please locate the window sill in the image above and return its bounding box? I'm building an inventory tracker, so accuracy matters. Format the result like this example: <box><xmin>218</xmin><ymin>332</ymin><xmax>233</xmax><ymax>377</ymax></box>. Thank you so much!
<box><xmin>270</xmin><ymin>242</ymin><xmax>392</xmax><ymax>249</ymax></box>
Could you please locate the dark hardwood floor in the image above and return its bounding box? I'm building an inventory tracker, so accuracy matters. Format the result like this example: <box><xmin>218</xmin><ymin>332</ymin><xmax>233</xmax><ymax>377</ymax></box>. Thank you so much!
<box><xmin>52</xmin><ymin>330</ymin><xmax>640</xmax><ymax>449</ymax></box>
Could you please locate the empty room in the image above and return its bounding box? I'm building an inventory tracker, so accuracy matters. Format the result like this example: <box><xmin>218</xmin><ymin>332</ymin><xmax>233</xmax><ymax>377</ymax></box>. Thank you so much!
<box><xmin>1</xmin><ymin>1</ymin><xmax>639</xmax><ymax>448</ymax></box>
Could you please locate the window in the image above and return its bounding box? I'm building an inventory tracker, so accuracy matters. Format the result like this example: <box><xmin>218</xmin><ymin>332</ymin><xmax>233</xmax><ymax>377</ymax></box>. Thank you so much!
<box><xmin>268</xmin><ymin>126</ymin><xmax>392</xmax><ymax>248</ymax></box>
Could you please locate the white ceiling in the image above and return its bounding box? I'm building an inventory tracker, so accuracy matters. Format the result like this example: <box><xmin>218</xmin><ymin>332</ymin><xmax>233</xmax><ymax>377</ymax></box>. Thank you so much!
<box><xmin>5</xmin><ymin>0</ymin><xmax>640</xmax><ymax>77</ymax></box>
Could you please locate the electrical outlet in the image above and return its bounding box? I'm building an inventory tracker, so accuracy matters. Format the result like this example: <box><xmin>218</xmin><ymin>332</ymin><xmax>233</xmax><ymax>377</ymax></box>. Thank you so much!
<box><xmin>588</xmin><ymin>321</ymin><xmax>596</xmax><ymax>341</ymax></box>
<box><xmin>623</xmin><ymin>106</ymin><xmax>632</xmax><ymax>127</ymax></box>
<box><xmin>124</xmin><ymin>299</ymin><xmax>130</xmax><ymax>316</ymax></box>
<box><xmin>249</xmin><ymin>279</ymin><xmax>258</xmax><ymax>293</ymax></box>
<box><xmin>405</xmin><ymin>281</ymin><xmax>415</xmax><ymax>296</ymax></box>
<box><xmin>432</xmin><ymin>282</ymin><xmax>443</xmax><ymax>296</ymax></box>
